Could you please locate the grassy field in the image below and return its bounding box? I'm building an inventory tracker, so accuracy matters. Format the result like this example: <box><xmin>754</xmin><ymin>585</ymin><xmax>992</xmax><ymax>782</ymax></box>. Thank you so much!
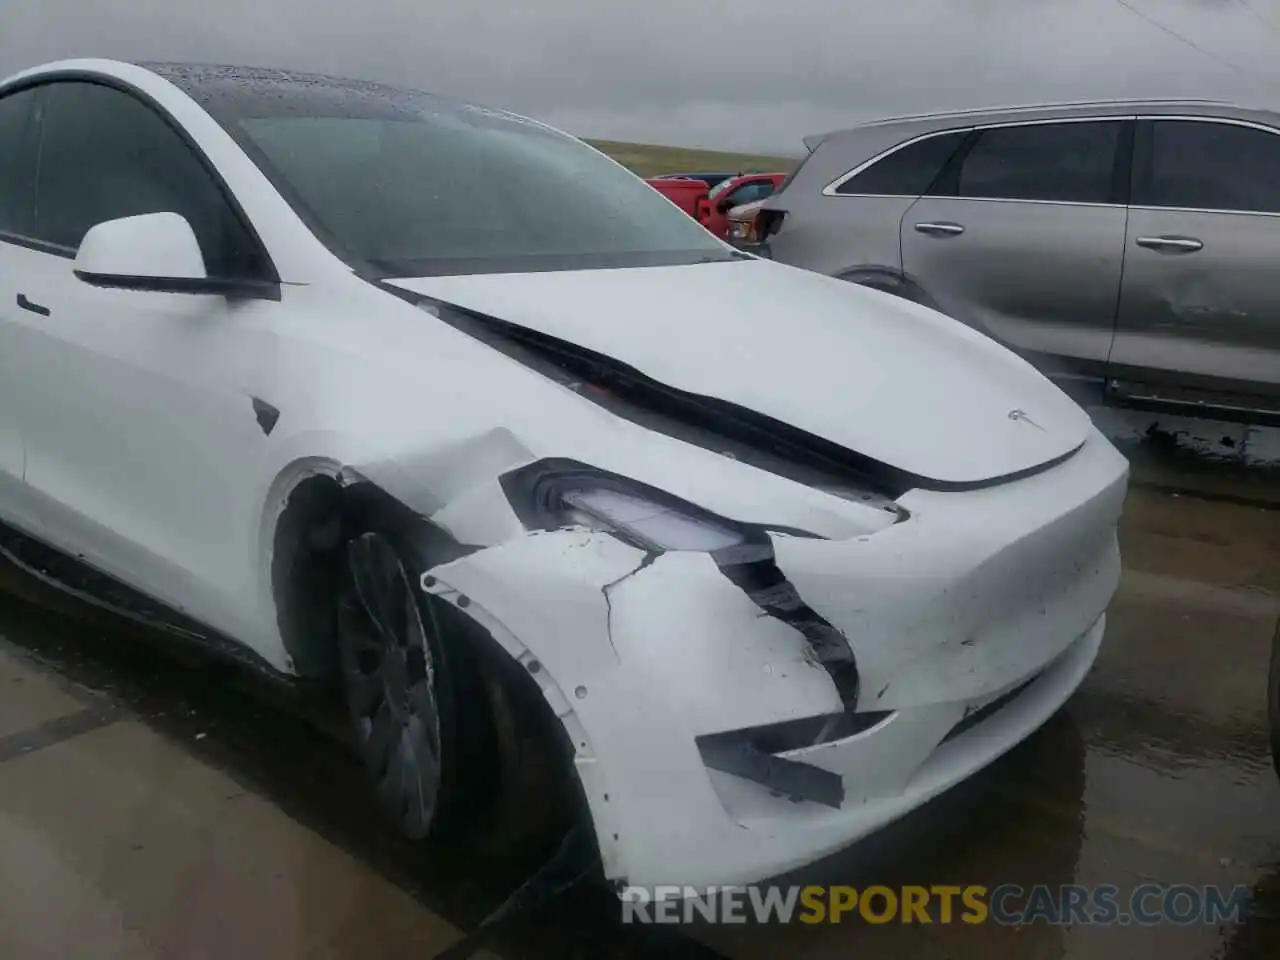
<box><xmin>587</xmin><ymin>139</ymin><xmax>797</xmax><ymax>178</ymax></box>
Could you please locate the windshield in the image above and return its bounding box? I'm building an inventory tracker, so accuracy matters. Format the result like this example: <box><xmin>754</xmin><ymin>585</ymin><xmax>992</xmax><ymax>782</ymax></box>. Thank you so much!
<box><xmin>229</xmin><ymin>107</ymin><xmax>733</xmax><ymax>276</ymax></box>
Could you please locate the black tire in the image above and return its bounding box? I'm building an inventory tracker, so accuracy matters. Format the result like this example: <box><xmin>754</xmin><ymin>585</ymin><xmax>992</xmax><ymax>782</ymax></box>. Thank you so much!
<box><xmin>337</xmin><ymin>528</ymin><xmax>478</xmax><ymax>839</ymax></box>
<box><xmin>1268</xmin><ymin>618</ymin><xmax>1280</xmax><ymax>781</ymax></box>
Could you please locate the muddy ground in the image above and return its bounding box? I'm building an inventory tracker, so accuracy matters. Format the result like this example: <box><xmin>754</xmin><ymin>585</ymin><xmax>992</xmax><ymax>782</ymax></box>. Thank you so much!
<box><xmin>0</xmin><ymin>409</ymin><xmax>1277</xmax><ymax>959</ymax></box>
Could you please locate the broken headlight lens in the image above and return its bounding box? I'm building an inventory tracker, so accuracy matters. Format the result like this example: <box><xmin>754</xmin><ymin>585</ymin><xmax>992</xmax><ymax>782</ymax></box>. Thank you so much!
<box><xmin>559</xmin><ymin>487</ymin><xmax>744</xmax><ymax>552</ymax></box>
<box><xmin>500</xmin><ymin>458</ymin><xmax>765</xmax><ymax>554</ymax></box>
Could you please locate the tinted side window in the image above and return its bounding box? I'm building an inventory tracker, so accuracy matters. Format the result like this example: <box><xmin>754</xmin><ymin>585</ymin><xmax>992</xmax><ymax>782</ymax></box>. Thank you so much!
<box><xmin>836</xmin><ymin>131</ymin><xmax>967</xmax><ymax>196</ymax></box>
<box><xmin>0</xmin><ymin>88</ymin><xmax>39</xmax><ymax>239</ymax></box>
<box><xmin>33</xmin><ymin>81</ymin><xmax>266</xmax><ymax>277</ymax></box>
<box><xmin>1137</xmin><ymin>120</ymin><xmax>1280</xmax><ymax>213</ymax></box>
<box><xmin>957</xmin><ymin>121</ymin><xmax>1121</xmax><ymax>204</ymax></box>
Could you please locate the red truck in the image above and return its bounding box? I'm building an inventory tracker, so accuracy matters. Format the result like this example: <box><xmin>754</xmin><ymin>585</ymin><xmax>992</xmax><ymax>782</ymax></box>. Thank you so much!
<box><xmin>696</xmin><ymin>173</ymin><xmax>787</xmax><ymax>239</ymax></box>
<box><xmin>644</xmin><ymin>177</ymin><xmax>710</xmax><ymax>218</ymax></box>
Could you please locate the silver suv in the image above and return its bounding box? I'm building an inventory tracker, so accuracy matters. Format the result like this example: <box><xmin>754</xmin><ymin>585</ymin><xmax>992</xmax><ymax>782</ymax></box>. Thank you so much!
<box><xmin>758</xmin><ymin>100</ymin><xmax>1280</xmax><ymax>423</ymax></box>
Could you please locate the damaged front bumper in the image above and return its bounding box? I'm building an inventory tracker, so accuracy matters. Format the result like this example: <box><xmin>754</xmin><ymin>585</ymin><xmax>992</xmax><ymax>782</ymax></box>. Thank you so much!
<box><xmin>417</xmin><ymin>429</ymin><xmax>1128</xmax><ymax>890</ymax></box>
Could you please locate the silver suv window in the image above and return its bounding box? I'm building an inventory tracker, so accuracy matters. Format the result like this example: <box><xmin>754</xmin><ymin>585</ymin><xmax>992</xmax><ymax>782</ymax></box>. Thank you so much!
<box><xmin>1135</xmin><ymin>119</ymin><xmax>1280</xmax><ymax>214</ymax></box>
<box><xmin>834</xmin><ymin>130</ymin><xmax>967</xmax><ymax>196</ymax></box>
<box><xmin>954</xmin><ymin>120</ymin><xmax>1123</xmax><ymax>205</ymax></box>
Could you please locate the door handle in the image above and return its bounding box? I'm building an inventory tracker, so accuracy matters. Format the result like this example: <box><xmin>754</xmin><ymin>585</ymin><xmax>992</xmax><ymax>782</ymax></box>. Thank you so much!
<box><xmin>16</xmin><ymin>293</ymin><xmax>50</xmax><ymax>317</ymax></box>
<box><xmin>1134</xmin><ymin>235</ymin><xmax>1203</xmax><ymax>254</ymax></box>
<box><xmin>914</xmin><ymin>221</ymin><xmax>966</xmax><ymax>237</ymax></box>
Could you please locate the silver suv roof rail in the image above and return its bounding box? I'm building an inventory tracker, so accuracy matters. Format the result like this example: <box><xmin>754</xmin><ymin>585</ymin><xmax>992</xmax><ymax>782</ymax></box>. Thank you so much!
<box><xmin>807</xmin><ymin>97</ymin><xmax>1244</xmax><ymax>141</ymax></box>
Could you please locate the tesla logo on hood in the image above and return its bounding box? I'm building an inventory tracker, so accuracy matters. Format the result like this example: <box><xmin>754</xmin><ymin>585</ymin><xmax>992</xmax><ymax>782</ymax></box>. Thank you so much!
<box><xmin>1008</xmin><ymin>409</ymin><xmax>1046</xmax><ymax>431</ymax></box>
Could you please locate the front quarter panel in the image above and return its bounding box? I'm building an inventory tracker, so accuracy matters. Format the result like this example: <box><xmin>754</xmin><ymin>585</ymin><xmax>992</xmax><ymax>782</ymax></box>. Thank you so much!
<box><xmin>417</xmin><ymin>430</ymin><xmax>1128</xmax><ymax>888</ymax></box>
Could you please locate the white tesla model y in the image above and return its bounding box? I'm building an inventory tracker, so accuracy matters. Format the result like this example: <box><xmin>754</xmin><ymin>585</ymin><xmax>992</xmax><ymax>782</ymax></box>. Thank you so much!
<box><xmin>0</xmin><ymin>60</ymin><xmax>1128</xmax><ymax>891</ymax></box>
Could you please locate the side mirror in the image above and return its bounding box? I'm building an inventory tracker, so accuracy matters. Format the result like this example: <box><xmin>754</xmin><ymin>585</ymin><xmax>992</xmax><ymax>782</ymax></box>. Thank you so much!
<box><xmin>716</xmin><ymin>198</ymin><xmax>734</xmax><ymax>214</ymax></box>
<box><xmin>73</xmin><ymin>212</ymin><xmax>275</xmax><ymax>299</ymax></box>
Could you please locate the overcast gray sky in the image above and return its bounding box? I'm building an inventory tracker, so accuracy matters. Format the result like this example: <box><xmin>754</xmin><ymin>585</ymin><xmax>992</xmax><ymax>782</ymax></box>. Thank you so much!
<box><xmin>4</xmin><ymin>0</ymin><xmax>1280</xmax><ymax>153</ymax></box>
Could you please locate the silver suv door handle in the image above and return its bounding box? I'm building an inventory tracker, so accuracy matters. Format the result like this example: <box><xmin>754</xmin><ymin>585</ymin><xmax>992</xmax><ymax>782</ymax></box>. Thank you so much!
<box><xmin>914</xmin><ymin>222</ymin><xmax>966</xmax><ymax>237</ymax></box>
<box><xmin>1135</xmin><ymin>235</ymin><xmax>1203</xmax><ymax>253</ymax></box>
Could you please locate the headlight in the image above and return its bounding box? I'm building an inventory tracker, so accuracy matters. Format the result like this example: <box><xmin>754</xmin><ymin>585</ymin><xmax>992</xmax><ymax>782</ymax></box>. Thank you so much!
<box><xmin>499</xmin><ymin>458</ymin><xmax>809</xmax><ymax>556</ymax></box>
<box><xmin>560</xmin><ymin>487</ymin><xmax>744</xmax><ymax>552</ymax></box>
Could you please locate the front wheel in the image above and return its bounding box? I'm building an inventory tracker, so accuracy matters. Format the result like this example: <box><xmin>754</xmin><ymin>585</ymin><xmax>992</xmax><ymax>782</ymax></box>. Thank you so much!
<box><xmin>337</xmin><ymin>530</ymin><xmax>471</xmax><ymax>839</ymax></box>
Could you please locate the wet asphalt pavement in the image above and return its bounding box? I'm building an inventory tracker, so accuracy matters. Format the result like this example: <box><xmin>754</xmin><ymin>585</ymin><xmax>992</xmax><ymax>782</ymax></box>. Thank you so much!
<box><xmin>0</xmin><ymin>408</ymin><xmax>1277</xmax><ymax>959</ymax></box>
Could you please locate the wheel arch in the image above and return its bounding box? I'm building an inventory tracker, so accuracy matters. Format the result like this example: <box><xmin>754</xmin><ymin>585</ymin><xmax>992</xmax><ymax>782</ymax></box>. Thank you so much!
<box><xmin>259</xmin><ymin>453</ymin><xmax>468</xmax><ymax>679</ymax></box>
<box><xmin>261</xmin><ymin>454</ymin><xmax>585</xmax><ymax>850</ymax></box>
<box><xmin>421</xmin><ymin>577</ymin><xmax>611</xmax><ymax>871</ymax></box>
<box><xmin>832</xmin><ymin>265</ymin><xmax>1010</xmax><ymax>347</ymax></box>
<box><xmin>834</xmin><ymin>264</ymin><xmax>943</xmax><ymax>312</ymax></box>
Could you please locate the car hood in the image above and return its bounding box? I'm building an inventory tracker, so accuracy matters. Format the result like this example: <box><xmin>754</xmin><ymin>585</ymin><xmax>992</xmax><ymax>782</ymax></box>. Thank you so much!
<box><xmin>388</xmin><ymin>259</ymin><xmax>1091</xmax><ymax>486</ymax></box>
